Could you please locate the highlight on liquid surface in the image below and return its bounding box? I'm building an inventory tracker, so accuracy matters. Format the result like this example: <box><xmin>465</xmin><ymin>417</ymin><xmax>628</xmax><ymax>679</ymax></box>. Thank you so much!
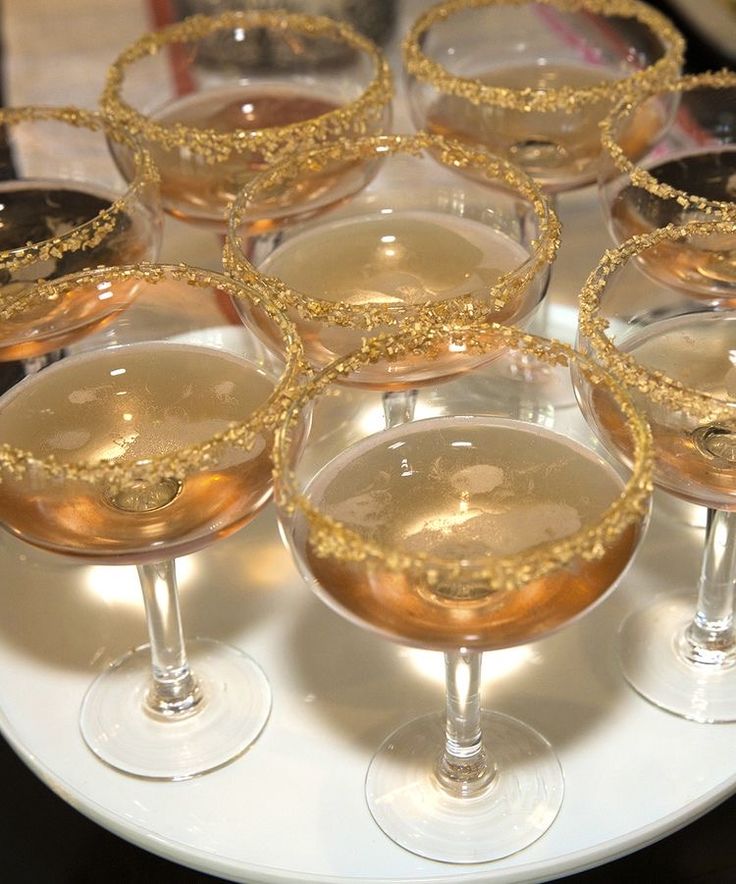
<box><xmin>0</xmin><ymin>180</ymin><xmax>153</xmax><ymax>361</ymax></box>
<box><xmin>586</xmin><ymin>312</ymin><xmax>736</xmax><ymax>509</ymax></box>
<box><xmin>289</xmin><ymin>416</ymin><xmax>638</xmax><ymax>650</ymax></box>
<box><xmin>609</xmin><ymin>149</ymin><xmax>736</xmax><ymax>295</ymax></box>
<box><xmin>260</xmin><ymin>210</ymin><xmax>531</xmax><ymax>306</ymax></box>
<box><xmin>147</xmin><ymin>84</ymin><xmax>343</xmax><ymax>223</ymax></box>
<box><xmin>0</xmin><ymin>342</ymin><xmax>276</xmax><ymax>562</ymax></box>
<box><xmin>424</xmin><ymin>62</ymin><xmax>659</xmax><ymax>190</ymax></box>
<box><xmin>253</xmin><ymin>210</ymin><xmax>536</xmax><ymax>382</ymax></box>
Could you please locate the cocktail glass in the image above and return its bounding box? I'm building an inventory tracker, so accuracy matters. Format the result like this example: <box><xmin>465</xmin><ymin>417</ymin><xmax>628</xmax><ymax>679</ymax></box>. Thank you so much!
<box><xmin>0</xmin><ymin>263</ymin><xmax>303</xmax><ymax>777</ymax></box>
<box><xmin>274</xmin><ymin>322</ymin><xmax>651</xmax><ymax>861</ymax></box>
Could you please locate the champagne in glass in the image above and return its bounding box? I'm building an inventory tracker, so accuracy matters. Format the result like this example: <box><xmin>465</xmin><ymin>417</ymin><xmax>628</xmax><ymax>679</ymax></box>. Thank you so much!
<box><xmin>577</xmin><ymin>218</ymin><xmax>736</xmax><ymax>722</ymax></box>
<box><xmin>297</xmin><ymin>416</ymin><xmax>640</xmax><ymax>651</ymax></box>
<box><xmin>226</xmin><ymin>132</ymin><xmax>559</xmax><ymax>406</ymax></box>
<box><xmin>0</xmin><ymin>264</ymin><xmax>302</xmax><ymax>779</ymax></box>
<box><xmin>101</xmin><ymin>10</ymin><xmax>392</xmax><ymax>227</ymax></box>
<box><xmin>601</xmin><ymin>72</ymin><xmax>736</xmax><ymax>299</ymax></box>
<box><xmin>404</xmin><ymin>0</ymin><xmax>683</xmax><ymax>193</ymax></box>
<box><xmin>0</xmin><ymin>107</ymin><xmax>161</xmax><ymax>387</ymax></box>
<box><xmin>275</xmin><ymin>324</ymin><xmax>651</xmax><ymax>862</ymax></box>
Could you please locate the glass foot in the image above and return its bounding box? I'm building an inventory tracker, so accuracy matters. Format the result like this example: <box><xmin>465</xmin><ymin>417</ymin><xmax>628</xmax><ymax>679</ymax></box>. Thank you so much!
<box><xmin>80</xmin><ymin>638</ymin><xmax>270</xmax><ymax>779</ymax></box>
<box><xmin>365</xmin><ymin>711</ymin><xmax>563</xmax><ymax>863</ymax></box>
<box><xmin>619</xmin><ymin>594</ymin><xmax>736</xmax><ymax>723</ymax></box>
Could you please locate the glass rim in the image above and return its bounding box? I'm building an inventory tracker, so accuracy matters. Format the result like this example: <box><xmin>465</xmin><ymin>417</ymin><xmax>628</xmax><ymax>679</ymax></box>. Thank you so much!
<box><xmin>578</xmin><ymin>217</ymin><xmax>736</xmax><ymax>422</ymax></box>
<box><xmin>600</xmin><ymin>69</ymin><xmax>736</xmax><ymax>217</ymax></box>
<box><xmin>0</xmin><ymin>106</ymin><xmax>159</xmax><ymax>274</ymax></box>
<box><xmin>403</xmin><ymin>0</ymin><xmax>684</xmax><ymax>112</ymax></box>
<box><xmin>274</xmin><ymin>322</ymin><xmax>652</xmax><ymax>591</ymax></box>
<box><xmin>224</xmin><ymin>132</ymin><xmax>561</xmax><ymax>328</ymax></box>
<box><xmin>100</xmin><ymin>10</ymin><xmax>393</xmax><ymax>164</ymax></box>
<box><xmin>0</xmin><ymin>262</ymin><xmax>306</xmax><ymax>487</ymax></box>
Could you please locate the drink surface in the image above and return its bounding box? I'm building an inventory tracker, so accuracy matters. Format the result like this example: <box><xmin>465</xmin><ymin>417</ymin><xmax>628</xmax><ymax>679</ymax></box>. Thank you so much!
<box><xmin>252</xmin><ymin>210</ymin><xmax>536</xmax><ymax>383</ymax></box>
<box><xmin>609</xmin><ymin>149</ymin><xmax>736</xmax><ymax>295</ymax></box>
<box><xmin>155</xmin><ymin>86</ymin><xmax>339</xmax><ymax>133</ymax></box>
<box><xmin>587</xmin><ymin>313</ymin><xmax>736</xmax><ymax>508</ymax></box>
<box><xmin>259</xmin><ymin>210</ymin><xmax>531</xmax><ymax>306</ymax></box>
<box><xmin>0</xmin><ymin>342</ymin><xmax>275</xmax><ymax>562</ymax></box>
<box><xmin>424</xmin><ymin>62</ymin><xmax>631</xmax><ymax>190</ymax></box>
<box><xmin>290</xmin><ymin>416</ymin><xmax>637</xmax><ymax>649</ymax></box>
<box><xmin>147</xmin><ymin>84</ymin><xmax>343</xmax><ymax>223</ymax></box>
<box><xmin>0</xmin><ymin>181</ymin><xmax>153</xmax><ymax>361</ymax></box>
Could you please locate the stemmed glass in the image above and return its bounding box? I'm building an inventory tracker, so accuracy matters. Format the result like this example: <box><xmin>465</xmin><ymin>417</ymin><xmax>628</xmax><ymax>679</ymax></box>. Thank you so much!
<box><xmin>225</xmin><ymin>131</ymin><xmax>559</xmax><ymax>426</ymax></box>
<box><xmin>0</xmin><ymin>263</ymin><xmax>303</xmax><ymax>778</ymax></box>
<box><xmin>577</xmin><ymin>217</ymin><xmax>736</xmax><ymax>722</ymax></box>
<box><xmin>600</xmin><ymin>69</ymin><xmax>736</xmax><ymax>296</ymax></box>
<box><xmin>100</xmin><ymin>10</ymin><xmax>392</xmax><ymax>228</ymax></box>
<box><xmin>273</xmin><ymin>322</ymin><xmax>652</xmax><ymax>862</ymax></box>
<box><xmin>402</xmin><ymin>0</ymin><xmax>683</xmax><ymax>195</ymax></box>
<box><xmin>0</xmin><ymin>107</ymin><xmax>161</xmax><ymax>391</ymax></box>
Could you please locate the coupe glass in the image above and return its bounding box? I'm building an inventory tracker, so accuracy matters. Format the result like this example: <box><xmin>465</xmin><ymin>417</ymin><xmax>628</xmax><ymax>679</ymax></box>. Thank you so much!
<box><xmin>274</xmin><ymin>323</ymin><xmax>651</xmax><ymax>862</ymax></box>
<box><xmin>577</xmin><ymin>217</ymin><xmax>736</xmax><ymax>722</ymax></box>
<box><xmin>0</xmin><ymin>263</ymin><xmax>302</xmax><ymax>778</ymax></box>
<box><xmin>600</xmin><ymin>69</ymin><xmax>736</xmax><ymax>298</ymax></box>
<box><xmin>0</xmin><ymin>107</ymin><xmax>161</xmax><ymax>391</ymax></box>
<box><xmin>100</xmin><ymin>10</ymin><xmax>392</xmax><ymax>228</ymax></box>
<box><xmin>403</xmin><ymin>0</ymin><xmax>683</xmax><ymax>194</ymax></box>
<box><xmin>225</xmin><ymin>132</ymin><xmax>559</xmax><ymax>425</ymax></box>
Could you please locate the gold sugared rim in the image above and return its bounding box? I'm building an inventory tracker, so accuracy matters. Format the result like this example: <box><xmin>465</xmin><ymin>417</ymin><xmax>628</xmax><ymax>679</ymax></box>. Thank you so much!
<box><xmin>601</xmin><ymin>70</ymin><xmax>736</xmax><ymax>217</ymax></box>
<box><xmin>274</xmin><ymin>323</ymin><xmax>652</xmax><ymax>592</ymax></box>
<box><xmin>0</xmin><ymin>106</ymin><xmax>159</xmax><ymax>275</ymax></box>
<box><xmin>100</xmin><ymin>10</ymin><xmax>393</xmax><ymax>164</ymax></box>
<box><xmin>224</xmin><ymin>132</ymin><xmax>560</xmax><ymax>328</ymax></box>
<box><xmin>578</xmin><ymin>218</ymin><xmax>736</xmax><ymax>422</ymax></box>
<box><xmin>0</xmin><ymin>263</ymin><xmax>305</xmax><ymax>487</ymax></box>
<box><xmin>403</xmin><ymin>0</ymin><xmax>684</xmax><ymax>112</ymax></box>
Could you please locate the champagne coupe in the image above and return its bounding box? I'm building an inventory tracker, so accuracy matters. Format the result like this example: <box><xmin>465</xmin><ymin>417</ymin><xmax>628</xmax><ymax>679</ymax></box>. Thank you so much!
<box><xmin>0</xmin><ymin>107</ymin><xmax>161</xmax><ymax>391</ymax></box>
<box><xmin>577</xmin><ymin>218</ymin><xmax>736</xmax><ymax>722</ymax></box>
<box><xmin>600</xmin><ymin>69</ymin><xmax>736</xmax><ymax>298</ymax></box>
<box><xmin>100</xmin><ymin>10</ymin><xmax>392</xmax><ymax>229</ymax></box>
<box><xmin>403</xmin><ymin>0</ymin><xmax>683</xmax><ymax>196</ymax></box>
<box><xmin>274</xmin><ymin>323</ymin><xmax>652</xmax><ymax>862</ymax></box>
<box><xmin>0</xmin><ymin>263</ymin><xmax>303</xmax><ymax>778</ymax></box>
<box><xmin>225</xmin><ymin>131</ymin><xmax>559</xmax><ymax>426</ymax></box>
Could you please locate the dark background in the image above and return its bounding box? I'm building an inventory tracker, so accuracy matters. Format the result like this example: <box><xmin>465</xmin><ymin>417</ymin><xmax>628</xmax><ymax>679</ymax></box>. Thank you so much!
<box><xmin>2</xmin><ymin>0</ymin><xmax>735</xmax><ymax>881</ymax></box>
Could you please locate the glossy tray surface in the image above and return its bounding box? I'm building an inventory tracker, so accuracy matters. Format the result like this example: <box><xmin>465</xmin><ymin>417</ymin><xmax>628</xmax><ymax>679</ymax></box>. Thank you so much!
<box><xmin>1</xmin><ymin>488</ymin><xmax>736</xmax><ymax>884</ymax></box>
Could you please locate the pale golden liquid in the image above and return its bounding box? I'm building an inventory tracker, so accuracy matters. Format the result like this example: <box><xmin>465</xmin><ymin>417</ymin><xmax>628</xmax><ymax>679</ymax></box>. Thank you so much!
<box><xmin>0</xmin><ymin>342</ymin><xmax>275</xmax><ymax>563</ymax></box>
<box><xmin>587</xmin><ymin>313</ymin><xmax>736</xmax><ymax>508</ymax></box>
<box><xmin>254</xmin><ymin>211</ymin><xmax>535</xmax><ymax>386</ymax></box>
<box><xmin>0</xmin><ymin>182</ymin><xmax>152</xmax><ymax>360</ymax></box>
<box><xmin>149</xmin><ymin>85</ymin><xmax>345</xmax><ymax>224</ymax></box>
<box><xmin>292</xmin><ymin>416</ymin><xmax>637</xmax><ymax>650</ymax></box>
<box><xmin>425</xmin><ymin>62</ymin><xmax>663</xmax><ymax>190</ymax></box>
<box><xmin>609</xmin><ymin>150</ymin><xmax>736</xmax><ymax>297</ymax></box>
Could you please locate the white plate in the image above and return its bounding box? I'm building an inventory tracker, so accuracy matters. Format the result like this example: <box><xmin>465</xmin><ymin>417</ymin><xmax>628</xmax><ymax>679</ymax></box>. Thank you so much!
<box><xmin>1</xmin><ymin>486</ymin><xmax>735</xmax><ymax>884</ymax></box>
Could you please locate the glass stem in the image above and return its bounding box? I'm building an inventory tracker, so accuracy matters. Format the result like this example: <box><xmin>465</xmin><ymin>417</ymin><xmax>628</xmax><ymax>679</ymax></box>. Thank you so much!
<box><xmin>682</xmin><ymin>508</ymin><xmax>736</xmax><ymax>667</ymax></box>
<box><xmin>137</xmin><ymin>559</ymin><xmax>203</xmax><ymax>717</ymax></box>
<box><xmin>0</xmin><ymin>348</ymin><xmax>67</xmax><ymax>395</ymax></box>
<box><xmin>21</xmin><ymin>347</ymin><xmax>65</xmax><ymax>376</ymax></box>
<box><xmin>435</xmin><ymin>648</ymin><xmax>495</xmax><ymax>797</ymax></box>
<box><xmin>382</xmin><ymin>388</ymin><xmax>417</xmax><ymax>429</ymax></box>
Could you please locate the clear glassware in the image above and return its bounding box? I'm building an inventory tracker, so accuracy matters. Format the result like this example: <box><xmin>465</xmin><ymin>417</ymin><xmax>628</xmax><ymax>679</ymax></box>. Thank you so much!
<box><xmin>0</xmin><ymin>263</ymin><xmax>303</xmax><ymax>778</ymax></box>
<box><xmin>273</xmin><ymin>323</ymin><xmax>652</xmax><ymax>862</ymax></box>
<box><xmin>576</xmin><ymin>217</ymin><xmax>736</xmax><ymax>722</ymax></box>
<box><xmin>225</xmin><ymin>132</ymin><xmax>559</xmax><ymax>424</ymax></box>
<box><xmin>600</xmin><ymin>69</ymin><xmax>736</xmax><ymax>298</ymax></box>
<box><xmin>403</xmin><ymin>0</ymin><xmax>683</xmax><ymax>194</ymax></box>
<box><xmin>0</xmin><ymin>107</ymin><xmax>162</xmax><ymax>392</ymax></box>
<box><xmin>100</xmin><ymin>10</ymin><xmax>392</xmax><ymax>228</ymax></box>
